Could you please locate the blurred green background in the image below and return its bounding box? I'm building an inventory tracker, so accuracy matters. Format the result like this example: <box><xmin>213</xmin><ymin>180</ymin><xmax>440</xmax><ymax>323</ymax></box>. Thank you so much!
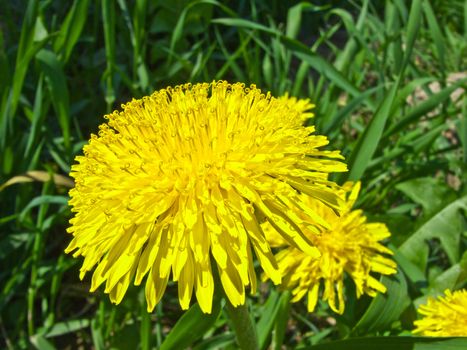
<box><xmin>0</xmin><ymin>0</ymin><xmax>466</xmax><ymax>349</ymax></box>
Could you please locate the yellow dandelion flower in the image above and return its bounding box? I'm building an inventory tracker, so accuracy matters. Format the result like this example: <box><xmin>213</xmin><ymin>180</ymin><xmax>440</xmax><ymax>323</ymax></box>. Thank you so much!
<box><xmin>66</xmin><ymin>81</ymin><xmax>347</xmax><ymax>313</ymax></box>
<box><xmin>413</xmin><ymin>289</ymin><xmax>467</xmax><ymax>336</ymax></box>
<box><xmin>265</xmin><ymin>182</ymin><xmax>397</xmax><ymax>314</ymax></box>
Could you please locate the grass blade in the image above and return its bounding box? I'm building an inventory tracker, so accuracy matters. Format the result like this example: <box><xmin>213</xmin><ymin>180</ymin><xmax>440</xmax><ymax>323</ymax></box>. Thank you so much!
<box><xmin>36</xmin><ymin>50</ymin><xmax>71</xmax><ymax>152</ymax></box>
<box><xmin>384</xmin><ymin>78</ymin><xmax>467</xmax><ymax>138</ymax></box>
<box><xmin>53</xmin><ymin>0</ymin><xmax>91</xmax><ymax>63</ymax></box>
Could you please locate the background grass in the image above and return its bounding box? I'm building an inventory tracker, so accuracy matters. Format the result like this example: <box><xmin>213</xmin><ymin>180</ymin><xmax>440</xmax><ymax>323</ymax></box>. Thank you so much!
<box><xmin>0</xmin><ymin>0</ymin><xmax>466</xmax><ymax>349</ymax></box>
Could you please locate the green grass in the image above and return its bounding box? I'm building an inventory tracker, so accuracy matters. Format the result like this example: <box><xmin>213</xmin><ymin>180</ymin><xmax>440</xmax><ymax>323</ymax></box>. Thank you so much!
<box><xmin>0</xmin><ymin>0</ymin><xmax>466</xmax><ymax>349</ymax></box>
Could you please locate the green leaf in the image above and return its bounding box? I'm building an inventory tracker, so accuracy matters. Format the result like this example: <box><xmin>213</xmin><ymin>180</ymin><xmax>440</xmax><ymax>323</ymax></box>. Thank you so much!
<box><xmin>53</xmin><ymin>0</ymin><xmax>91</xmax><ymax>62</ymax></box>
<box><xmin>400</xmin><ymin>0</ymin><xmax>422</xmax><ymax>74</ymax></box>
<box><xmin>36</xmin><ymin>49</ymin><xmax>71</xmax><ymax>151</ymax></box>
<box><xmin>0</xmin><ymin>29</ymin><xmax>10</xmax><ymax>100</ymax></box>
<box><xmin>212</xmin><ymin>17</ymin><xmax>277</xmax><ymax>35</ymax></box>
<box><xmin>25</xmin><ymin>76</ymin><xmax>44</xmax><ymax>159</ymax></box>
<box><xmin>342</xmin><ymin>0</ymin><xmax>422</xmax><ymax>181</ymax></box>
<box><xmin>305</xmin><ymin>337</ymin><xmax>467</xmax><ymax>350</ymax></box>
<box><xmin>422</xmin><ymin>0</ymin><xmax>445</xmax><ymax>72</ymax></box>
<box><xmin>323</xmin><ymin>85</ymin><xmax>383</xmax><ymax>135</ymax></box>
<box><xmin>395</xmin><ymin>177</ymin><xmax>457</xmax><ymax>217</ymax></box>
<box><xmin>102</xmin><ymin>0</ymin><xmax>116</xmax><ymax>110</ymax></box>
<box><xmin>384</xmin><ymin>79</ymin><xmax>467</xmax><ymax>138</ymax></box>
<box><xmin>272</xmin><ymin>291</ymin><xmax>292</xmax><ymax>350</ymax></box>
<box><xmin>20</xmin><ymin>195</ymin><xmax>68</xmax><ymax>221</ymax></box>
<box><xmin>91</xmin><ymin>319</ymin><xmax>105</xmax><ymax>350</ymax></box>
<box><xmin>429</xmin><ymin>250</ymin><xmax>467</xmax><ymax>293</ymax></box>
<box><xmin>460</xmin><ymin>100</ymin><xmax>467</xmax><ymax>163</ymax></box>
<box><xmin>286</xmin><ymin>3</ymin><xmax>328</xmax><ymax>39</ymax></box>
<box><xmin>212</xmin><ymin>17</ymin><xmax>361</xmax><ymax>98</ymax></box>
<box><xmin>257</xmin><ymin>290</ymin><xmax>293</xmax><ymax>350</ymax></box>
<box><xmin>45</xmin><ymin>319</ymin><xmax>90</xmax><ymax>337</ymax></box>
<box><xmin>391</xmin><ymin>245</ymin><xmax>426</xmax><ymax>289</ymax></box>
<box><xmin>30</xmin><ymin>334</ymin><xmax>56</xmax><ymax>350</ymax></box>
<box><xmin>192</xmin><ymin>333</ymin><xmax>235</xmax><ymax>350</ymax></box>
<box><xmin>344</xmin><ymin>81</ymin><xmax>399</xmax><ymax>181</ymax></box>
<box><xmin>257</xmin><ymin>290</ymin><xmax>280</xmax><ymax>350</ymax></box>
<box><xmin>160</xmin><ymin>295</ymin><xmax>222</xmax><ymax>350</ymax></box>
<box><xmin>352</xmin><ymin>269</ymin><xmax>410</xmax><ymax>335</ymax></box>
<box><xmin>399</xmin><ymin>196</ymin><xmax>467</xmax><ymax>270</ymax></box>
<box><xmin>288</xmin><ymin>45</ymin><xmax>361</xmax><ymax>98</ymax></box>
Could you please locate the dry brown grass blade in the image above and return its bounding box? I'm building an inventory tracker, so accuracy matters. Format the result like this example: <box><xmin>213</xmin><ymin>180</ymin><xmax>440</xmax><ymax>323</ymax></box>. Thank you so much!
<box><xmin>0</xmin><ymin>170</ymin><xmax>74</xmax><ymax>192</ymax></box>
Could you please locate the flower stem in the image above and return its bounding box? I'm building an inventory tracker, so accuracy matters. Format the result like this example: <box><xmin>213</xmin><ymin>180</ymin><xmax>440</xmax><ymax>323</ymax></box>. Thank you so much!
<box><xmin>225</xmin><ymin>300</ymin><xmax>259</xmax><ymax>350</ymax></box>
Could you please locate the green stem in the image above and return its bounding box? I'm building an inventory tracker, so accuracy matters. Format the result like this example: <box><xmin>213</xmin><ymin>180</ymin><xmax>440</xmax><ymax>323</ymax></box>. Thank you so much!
<box><xmin>225</xmin><ymin>300</ymin><xmax>259</xmax><ymax>350</ymax></box>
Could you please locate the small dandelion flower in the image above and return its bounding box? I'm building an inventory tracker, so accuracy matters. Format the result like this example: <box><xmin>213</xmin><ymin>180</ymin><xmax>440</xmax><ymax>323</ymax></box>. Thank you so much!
<box><xmin>264</xmin><ymin>182</ymin><xmax>397</xmax><ymax>314</ymax></box>
<box><xmin>413</xmin><ymin>289</ymin><xmax>467</xmax><ymax>336</ymax></box>
<box><xmin>66</xmin><ymin>81</ymin><xmax>347</xmax><ymax>313</ymax></box>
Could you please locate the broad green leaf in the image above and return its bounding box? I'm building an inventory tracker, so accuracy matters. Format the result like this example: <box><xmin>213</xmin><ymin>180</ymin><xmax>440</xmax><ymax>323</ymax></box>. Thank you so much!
<box><xmin>391</xmin><ymin>245</ymin><xmax>426</xmax><ymax>290</ymax></box>
<box><xmin>305</xmin><ymin>337</ymin><xmax>467</xmax><ymax>350</ymax></box>
<box><xmin>429</xmin><ymin>250</ymin><xmax>467</xmax><ymax>293</ymax></box>
<box><xmin>399</xmin><ymin>196</ymin><xmax>467</xmax><ymax>270</ymax></box>
<box><xmin>395</xmin><ymin>177</ymin><xmax>457</xmax><ymax>217</ymax></box>
<box><xmin>160</xmin><ymin>295</ymin><xmax>222</xmax><ymax>350</ymax></box>
<box><xmin>353</xmin><ymin>269</ymin><xmax>410</xmax><ymax>335</ymax></box>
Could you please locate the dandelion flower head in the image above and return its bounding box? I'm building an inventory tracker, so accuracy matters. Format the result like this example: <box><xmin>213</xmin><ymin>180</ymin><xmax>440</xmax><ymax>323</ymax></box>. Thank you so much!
<box><xmin>413</xmin><ymin>289</ymin><xmax>467</xmax><ymax>336</ymax></box>
<box><xmin>264</xmin><ymin>182</ymin><xmax>397</xmax><ymax>314</ymax></box>
<box><xmin>66</xmin><ymin>81</ymin><xmax>347</xmax><ymax>313</ymax></box>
